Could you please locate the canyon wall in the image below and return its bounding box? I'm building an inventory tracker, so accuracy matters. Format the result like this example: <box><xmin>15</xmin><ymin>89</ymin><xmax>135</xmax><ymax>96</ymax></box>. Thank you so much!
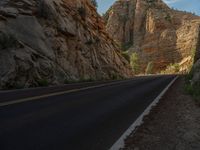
<box><xmin>105</xmin><ymin>0</ymin><xmax>200</xmax><ymax>73</ymax></box>
<box><xmin>0</xmin><ymin>0</ymin><xmax>132</xmax><ymax>89</ymax></box>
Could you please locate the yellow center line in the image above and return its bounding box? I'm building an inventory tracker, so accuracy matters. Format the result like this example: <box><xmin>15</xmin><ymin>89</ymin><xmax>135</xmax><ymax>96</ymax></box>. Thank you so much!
<box><xmin>0</xmin><ymin>80</ymin><xmax>129</xmax><ymax>107</ymax></box>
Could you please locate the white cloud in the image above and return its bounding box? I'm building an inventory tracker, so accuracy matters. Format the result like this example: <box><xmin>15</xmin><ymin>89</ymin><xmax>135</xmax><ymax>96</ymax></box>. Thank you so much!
<box><xmin>163</xmin><ymin>0</ymin><xmax>182</xmax><ymax>4</ymax></box>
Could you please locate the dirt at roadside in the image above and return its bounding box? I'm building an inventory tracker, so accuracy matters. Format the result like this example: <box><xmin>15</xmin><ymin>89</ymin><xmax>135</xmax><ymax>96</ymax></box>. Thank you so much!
<box><xmin>122</xmin><ymin>78</ymin><xmax>200</xmax><ymax>150</ymax></box>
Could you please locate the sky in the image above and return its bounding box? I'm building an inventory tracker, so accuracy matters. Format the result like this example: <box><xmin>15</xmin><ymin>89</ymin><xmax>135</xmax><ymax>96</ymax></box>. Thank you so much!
<box><xmin>97</xmin><ymin>0</ymin><xmax>200</xmax><ymax>16</ymax></box>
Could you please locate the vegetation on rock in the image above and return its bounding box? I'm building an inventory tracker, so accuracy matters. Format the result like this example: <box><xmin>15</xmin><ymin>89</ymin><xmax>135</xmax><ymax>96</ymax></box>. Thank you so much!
<box><xmin>145</xmin><ymin>62</ymin><xmax>154</xmax><ymax>75</ymax></box>
<box><xmin>130</xmin><ymin>53</ymin><xmax>139</xmax><ymax>74</ymax></box>
<box><xmin>160</xmin><ymin>63</ymin><xmax>180</xmax><ymax>74</ymax></box>
<box><xmin>91</xmin><ymin>0</ymin><xmax>98</xmax><ymax>8</ymax></box>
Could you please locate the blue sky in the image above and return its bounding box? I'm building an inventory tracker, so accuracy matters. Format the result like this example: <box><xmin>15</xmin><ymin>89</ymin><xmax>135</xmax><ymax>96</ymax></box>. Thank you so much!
<box><xmin>97</xmin><ymin>0</ymin><xmax>200</xmax><ymax>16</ymax></box>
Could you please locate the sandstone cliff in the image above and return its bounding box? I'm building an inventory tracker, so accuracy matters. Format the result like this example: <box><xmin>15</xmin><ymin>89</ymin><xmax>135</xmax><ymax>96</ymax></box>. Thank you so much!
<box><xmin>0</xmin><ymin>0</ymin><xmax>132</xmax><ymax>89</ymax></box>
<box><xmin>105</xmin><ymin>0</ymin><xmax>200</xmax><ymax>73</ymax></box>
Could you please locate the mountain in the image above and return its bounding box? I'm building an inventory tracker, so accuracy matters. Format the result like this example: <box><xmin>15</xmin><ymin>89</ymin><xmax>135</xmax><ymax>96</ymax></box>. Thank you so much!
<box><xmin>0</xmin><ymin>0</ymin><xmax>132</xmax><ymax>89</ymax></box>
<box><xmin>105</xmin><ymin>0</ymin><xmax>200</xmax><ymax>73</ymax></box>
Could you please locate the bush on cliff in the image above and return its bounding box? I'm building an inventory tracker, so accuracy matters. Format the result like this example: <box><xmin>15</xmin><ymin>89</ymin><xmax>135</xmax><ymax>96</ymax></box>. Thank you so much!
<box><xmin>130</xmin><ymin>52</ymin><xmax>139</xmax><ymax>73</ymax></box>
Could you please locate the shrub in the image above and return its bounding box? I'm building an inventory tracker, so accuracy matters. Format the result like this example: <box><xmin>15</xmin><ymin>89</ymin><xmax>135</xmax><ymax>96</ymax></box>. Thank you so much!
<box><xmin>85</xmin><ymin>39</ymin><xmax>93</xmax><ymax>45</ymax></box>
<box><xmin>64</xmin><ymin>79</ymin><xmax>73</xmax><ymax>84</ymax></box>
<box><xmin>145</xmin><ymin>62</ymin><xmax>154</xmax><ymax>74</ymax></box>
<box><xmin>79</xmin><ymin>77</ymin><xmax>94</xmax><ymax>82</ymax></box>
<box><xmin>91</xmin><ymin>0</ymin><xmax>98</xmax><ymax>8</ymax></box>
<box><xmin>184</xmin><ymin>83</ymin><xmax>200</xmax><ymax>102</ymax></box>
<box><xmin>78</xmin><ymin>7</ymin><xmax>86</xmax><ymax>19</ymax></box>
<box><xmin>14</xmin><ymin>83</ymin><xmax>24</xmax><ymax>89</ymax></box>
<box><xmin>37</xmin><ymin>79</ymin><xmax>49</xmax><ymax>87</ymax></box>
<box><xmin>2</xmin><ymin>82</ymin><xmax>24</xmax><ymax>90</ymax></box>
<box><xmin>173</xmin><ymin>63</ymin><xmax>180</xmax><ymax>73</ymax></box>
<box><xmin>121</xmin><ymin>51</ymin><xmax>130</xmax><ymax>62</ymax></box>
<box><xmin>165</xmin><ymin>14</ymin><xmax>172</xmax><ymax>22</ymax></box>
<box><xmin>130</xmin><ymin>52</ymin><xmax>139</xmax><ymax>73</ymax></box>
<box><xmin>110</xmin><ymin>73</ymin><xmax>122</xmax><ymax>80</ymax></box>
<box><xmin>161</xmin><ymin>63</ymin><xmax>180</xmax><ymax>74</ymax></box>
<box><xmin>147</xmin><ymin>0</ymin><xmax>155</xmax><ymax>6</ymax></box>
<box><xmin>147</xmin><ymin>0</ymin><xmax>154</xmax><ymax>4</ymax></box>
<box><xmin>64</xmin><ymin>77</ymin><xmax>94</xmax><ymax>84</ymax></box>
<box><xmin>65</xmin><ymin>79</ymin><xmax>77</xmax><ymax>84</ymax></box>
<box><xmin>121</xmin><ymin>42</ymin><xmax>132</xmax><ymax>51</ymax></box>
<box><xmin>185</xmin><ymin>68</ymin><xmax>194</xmax><ymax>82</ymax></box>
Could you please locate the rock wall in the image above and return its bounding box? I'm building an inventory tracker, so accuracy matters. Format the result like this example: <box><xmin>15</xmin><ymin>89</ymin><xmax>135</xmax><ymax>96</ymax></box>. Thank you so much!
<box><xmin>105</xmin><ymin>0</ymin><xmax>200</xmax><ymax>73</ymax></box>
<box><xmin>0</xmin><ymin>0</ymin><xmax>133</xmax><ymax>89</ymax></box>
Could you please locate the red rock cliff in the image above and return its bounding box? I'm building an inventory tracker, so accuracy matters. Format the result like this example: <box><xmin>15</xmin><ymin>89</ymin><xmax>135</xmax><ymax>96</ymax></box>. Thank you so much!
<box><xmin>105</xmin><ymin>0</ymin><xmax>200</xmax><ymax>73</ymax></box>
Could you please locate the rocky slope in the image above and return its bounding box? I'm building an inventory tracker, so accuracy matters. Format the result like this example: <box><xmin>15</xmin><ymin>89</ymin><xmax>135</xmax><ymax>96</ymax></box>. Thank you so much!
<box><xmin>0</xmin><ymin>0</ymin><xmax>132</xmax><ymax>89</ymax></box>
<box><xmin>105</xmin><ymin>0</ymin><xmax>200</xmax><ymax>73</ymax></box>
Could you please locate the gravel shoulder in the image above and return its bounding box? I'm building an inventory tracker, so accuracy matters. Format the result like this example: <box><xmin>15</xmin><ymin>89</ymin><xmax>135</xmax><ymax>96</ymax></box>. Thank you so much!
<box><xmin>123</xmin><ymin>77</ymin><xmax>200</xmax><ymax>150</ymax></box>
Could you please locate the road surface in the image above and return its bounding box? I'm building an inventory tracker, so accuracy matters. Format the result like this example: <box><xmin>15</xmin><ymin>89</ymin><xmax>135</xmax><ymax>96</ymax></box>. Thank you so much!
<box><xmin>0</xmin><ymin>75</ymin><xmax>176</xmax><ymax>150</ymax></box>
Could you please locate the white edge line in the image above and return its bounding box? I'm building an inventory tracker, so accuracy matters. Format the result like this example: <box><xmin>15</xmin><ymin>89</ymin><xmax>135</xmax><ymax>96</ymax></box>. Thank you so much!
<box><xmin>109</xmin><ymin>76</ymin><xmax>179</xmax><ymax>150</ymax></box>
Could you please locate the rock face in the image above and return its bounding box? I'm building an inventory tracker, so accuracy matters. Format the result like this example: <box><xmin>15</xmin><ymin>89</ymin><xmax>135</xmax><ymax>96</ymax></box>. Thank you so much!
<box><xmin>0</xmin><ymin>0</ymin><xmax>132</xmax><ymax>89</ymax></box>
<box><xmin>105</xmin><ymin>0</ymin><xmax>200</xmax><ymax>73</ymax></box>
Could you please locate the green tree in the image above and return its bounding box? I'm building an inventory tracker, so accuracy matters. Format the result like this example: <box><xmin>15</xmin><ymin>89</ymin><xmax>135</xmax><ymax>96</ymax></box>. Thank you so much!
<box><xmin>91</xmin><ymin>0</ymin><xmax>98</xmax><ymax>8</ymax></box>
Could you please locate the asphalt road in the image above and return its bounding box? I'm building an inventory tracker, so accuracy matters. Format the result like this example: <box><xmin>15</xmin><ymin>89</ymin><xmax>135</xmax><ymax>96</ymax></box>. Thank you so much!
<box><xmin>0</xmin><ymin>75</ymin><xmax>176</xmax><ymax>150</ymax></box>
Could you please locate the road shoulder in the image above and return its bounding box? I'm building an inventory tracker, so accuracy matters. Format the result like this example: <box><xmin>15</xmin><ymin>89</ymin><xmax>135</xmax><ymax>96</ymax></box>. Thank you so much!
<box><xmin>122</xmin><ymin>77</ymin><xmax>200</xmax><ymax>150</ymax></box>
